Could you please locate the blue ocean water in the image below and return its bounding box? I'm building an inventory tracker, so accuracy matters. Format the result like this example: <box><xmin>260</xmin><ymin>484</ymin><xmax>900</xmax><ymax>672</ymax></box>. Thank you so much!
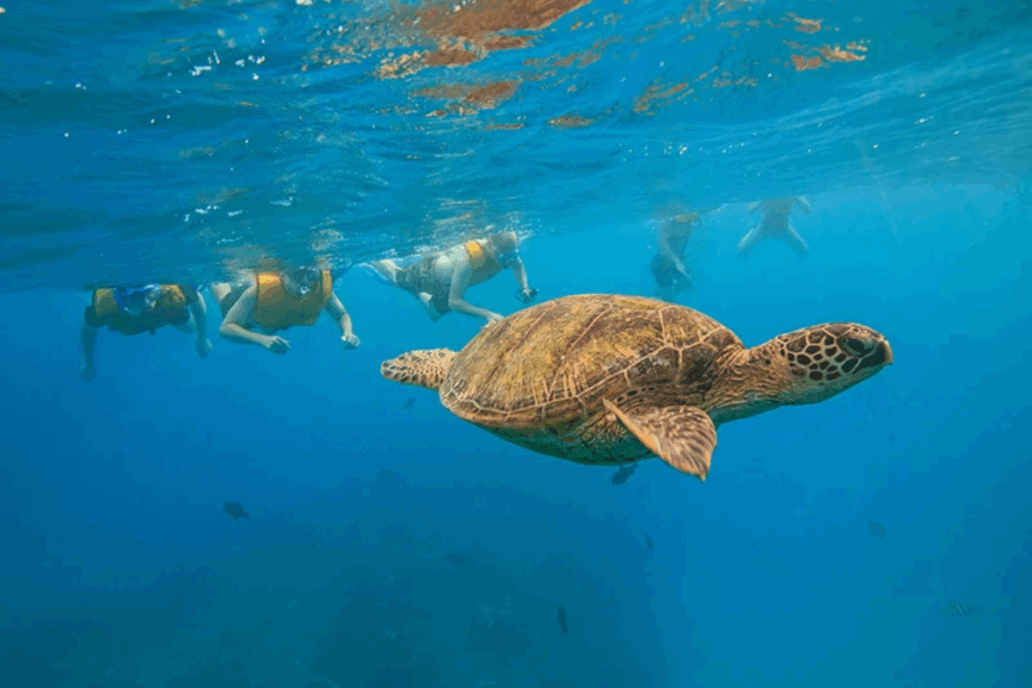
<box><xmin>1</xmin><ymin>0</ymin><xmax>1031</xmax><ymax>686</ymax></box>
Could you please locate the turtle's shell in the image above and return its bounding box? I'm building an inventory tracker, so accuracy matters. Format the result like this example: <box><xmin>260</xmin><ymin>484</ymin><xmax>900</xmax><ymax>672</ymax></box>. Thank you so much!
<box><xmin>441</xmin><ymin>294</ymin><xmax>744</xmax><ymax>428</ymax></box>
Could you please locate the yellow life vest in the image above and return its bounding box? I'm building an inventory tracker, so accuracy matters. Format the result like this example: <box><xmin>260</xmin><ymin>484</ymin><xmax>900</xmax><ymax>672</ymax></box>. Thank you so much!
<box><xmin>90</xmin><ymin>285</ymin><xmax>191</xmax><ymax>336</ymax></box>
<box><xmin>253</xmin><ymin>270</ymin><xmax>332</xmax><ymax>330</ymax></box>
<box><xmin>463</xmin><ymin>240</ymin><xmax>506</xmax><ymax>286</ymax></box>
<box><xmin>464</xmin><ymin>240</ymin><xmax>488</xmax><ymax>270</ymax></box>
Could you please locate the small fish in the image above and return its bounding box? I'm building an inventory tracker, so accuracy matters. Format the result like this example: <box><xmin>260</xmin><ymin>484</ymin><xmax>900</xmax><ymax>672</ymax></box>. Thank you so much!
<box><xmin>944</xmin><ymin>602</ymin><xmax>980</xmax><ymax>618</ymax></box>
<box><xmin>223</xmin><ymin>501</ymin><xmax>249</xmax><ymax>520</ymax></box>
<box><xmin>611</xmin><ymin>463</ymin><xmax>637</xmax><ymax>485</ymax></box>
<box><xmin>403</xmin><ymin>397</ymin><xmax>416</xmax><ymax>409</ymax></box>
<box><xmin>557</xmin><ymin>605</ymin><xmax>569</xmax><ymax>634</ymax></box>
<box><xmin>868</xmin><ymin>521</ymin><xmax>888</xmax><ymax>539</ymax></box>
<box><xmin>645</xmin><ymin>534</ymin><xmax>654</xmax><ymax>558</ymax></box>
<box><xmin>445</xmin><ymin>551</ymin><xmax>469</xmax><ymax>566</ymax></box>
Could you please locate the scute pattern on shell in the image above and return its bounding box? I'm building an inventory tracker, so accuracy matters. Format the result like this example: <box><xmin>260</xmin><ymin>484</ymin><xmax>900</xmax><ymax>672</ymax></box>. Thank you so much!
<box><xmin>441</xmin><ymin>294</ymin><xmax>744</xmax><ymax>428</ymax></box>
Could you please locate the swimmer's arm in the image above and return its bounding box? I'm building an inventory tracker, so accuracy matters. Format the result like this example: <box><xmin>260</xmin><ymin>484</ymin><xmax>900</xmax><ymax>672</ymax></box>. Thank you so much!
<box><xmin>218</xmin><ymin>284</ymin><xmax>265</xmax><ymax>346</ymax></box>
<box><xmin>795</xmin><ymin>196</ymin><xmax>813</xmax><ymax>214</ymax></box>
<box><xmin>80</xmin><ymin>322</ymin><xmax>98</xmax><ymax>373</ymax></box>
<box><xmin>189</xmin><ymin>293</ymin><xmax>208</xmax><ymax>344</ymax></box>
<box><xmin>657</xmin><ymin>225</ymin><xmax>679</xmax><ymax>263</ymax></box>
<box><xmin>748</xmin><ymin>201</ymin><xmax>764</xmax><ymax>214</ymax></box>
<box><xmin>325</xmin><ymin>292</ymin><xmax>355</xmax><ymax>340</ymax></box>
<box><xmin>510</xmin><ymin>257</ymin><xmax>531</xmax><ymax>292</ymax></box>
<box><xmin>448</xmin><ymin>261</ymin><xmax>498</xmax><ymax>321</ymax></box>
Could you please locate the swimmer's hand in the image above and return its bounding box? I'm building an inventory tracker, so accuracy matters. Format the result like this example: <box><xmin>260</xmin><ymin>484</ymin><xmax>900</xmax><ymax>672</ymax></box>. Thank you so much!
<box><xmin>197</xmin><ymin>338</ymin><xmax>212</xmax><ymax>358</ymax></box>
<box><xmin>341</xmin><ymin>333</ymin><xmax>361</xmax><ymax>350</ymax></box>
<box><xmin>516</xmin><ymin>287</ymin><xmax>538</xmax><ymax>304</ymax></box>
<box><xmin>81</xmin><ymin>362</ymin><xmax>96</xmax><ymax>382</ymax></box>
<box><xmin>484</xmin><ymin>312</ymin><xmax>505</xmax><ymax>326</ymax></box>
<box><xmin>673</xmin><ymin>260</ymin><xmax>689</xmax><ymax>279</ymax></box>
<box><xmin>262</xmin><ymin>335</ymin><xmax>291</xmax><ymax>354</ymax></box>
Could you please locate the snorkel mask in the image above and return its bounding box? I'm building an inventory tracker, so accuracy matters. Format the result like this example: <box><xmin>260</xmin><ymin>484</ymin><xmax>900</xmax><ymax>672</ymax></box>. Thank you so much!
<box><xmin>285</xmin><ymin>267</ymin><xmax>321</xmax><ymax>297</ymax></box>
<box><xmin>490</xmin><ymin>234</ymin><xmax>519</xmax><ymax>267</ymax></box>
<box><xmin>495</xmin><ymin>247</ymin><xmax>518</xmax><ymax>267</ymax></box>
<box><xmin>113</xmin><ymin>285</ymin><xmax>163</xmax><ymax>316</ymax></box>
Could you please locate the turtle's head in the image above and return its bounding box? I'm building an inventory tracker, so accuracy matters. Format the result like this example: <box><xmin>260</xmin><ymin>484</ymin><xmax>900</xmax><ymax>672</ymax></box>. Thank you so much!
<box><xmin>767</xmin><ymin>323</ymin><xmax>892</xmax><ymax>405</ymax></box>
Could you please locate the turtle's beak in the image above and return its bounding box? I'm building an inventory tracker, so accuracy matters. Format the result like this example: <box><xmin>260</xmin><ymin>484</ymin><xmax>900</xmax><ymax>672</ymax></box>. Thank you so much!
<box><xmin>856</xmin><ymin>339</ymin><xmax>892</xmax><ymax>372</ymax></box>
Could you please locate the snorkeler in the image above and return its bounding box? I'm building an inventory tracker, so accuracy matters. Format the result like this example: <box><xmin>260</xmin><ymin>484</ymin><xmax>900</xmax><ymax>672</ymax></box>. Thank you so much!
<box><xmin>738</xmin><ymin>197</ymin><xmax>813</xmax><ymax>256</ymax></box>
<box><xmin>362</xmin><ymin>230</ymin><xmax>536</xmax><ymax>326</ymax></box>
<box><xmin>80</xmin><ymin>284</ymin><xmax>211</xmax><ymax>381</ymax></box>
<box><xmin>651</xmin><ymin>210</ymin><xmax>696</xmax><ymax>301</ymax></box>
<box><xmin>650</xmin><ymin>205</ymin><xmax>725</xmax><ymax>301</ymax></box>
<box><xmin>209</xmin><ymin>262</ymin><xmax>360</xmax><ymax>355</ymax></box>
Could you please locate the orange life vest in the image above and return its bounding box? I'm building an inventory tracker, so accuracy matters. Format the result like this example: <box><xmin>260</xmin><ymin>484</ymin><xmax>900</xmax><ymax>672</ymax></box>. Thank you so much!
<box><xmin>463</xmin><ymin>240</ymin><xmax>504</xmax><ymax>286</ymax></box>
<box><xmin>88</xmin><ymin>285</ymin><xmax>193</xmax><ymax>336</ymax></box>
<box><xmin>252</xmin><ymin>270</ymin><xmax>332</xmax><ymax>330</ymax></box>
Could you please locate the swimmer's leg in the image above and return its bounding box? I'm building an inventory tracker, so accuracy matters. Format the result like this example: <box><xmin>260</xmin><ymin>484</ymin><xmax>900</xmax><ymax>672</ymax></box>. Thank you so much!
<box><xmin>361</xmin><ymin>260</ymin><xmax>399</xmax><ymax>287</ymax></box>
<box><xmin>737</xmin><ymin>223</ymin><xmax>765</xmax><ymax>255</ymax></box>
<box><xmin>782</xmin><ymin>224</ymin><xmax>810</xmax><ymax>256</ymax></box>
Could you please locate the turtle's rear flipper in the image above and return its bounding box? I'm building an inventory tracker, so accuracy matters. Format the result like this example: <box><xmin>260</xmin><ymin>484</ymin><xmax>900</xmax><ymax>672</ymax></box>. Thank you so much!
<box><xmin>382</xmin><ymin>349</ymin><xmax>457</xmax><ymax>392</ymax></box>
<box><xmin>603</xmin><ymin>400</ymin><xmax>716</xmax><ymax>481</ymax></box>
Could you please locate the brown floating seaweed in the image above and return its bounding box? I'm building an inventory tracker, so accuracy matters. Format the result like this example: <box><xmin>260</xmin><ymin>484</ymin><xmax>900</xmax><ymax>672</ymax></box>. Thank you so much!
<box><xmin>413</xmin><ymin>80</ymin><xmax>519</xmax><ymax>111</ymax></box>
<box><xmin>417</xmin><ymin>0</ymin><xmax>593</xmax><ymax>40</ymax></box>
<box><xmin>790</xmin><ymin>54</ymin><xmax>824</xmax><ymax>71</ymax></box>
<box><xmin>548</xmin><ymin>114</ymin><xmax>592</xmax><ymax>128</ymax></box>
<box><xmin>633</xmin><ymin>80</ymin><xmax>690</xmax><ymax>114</ymax></box>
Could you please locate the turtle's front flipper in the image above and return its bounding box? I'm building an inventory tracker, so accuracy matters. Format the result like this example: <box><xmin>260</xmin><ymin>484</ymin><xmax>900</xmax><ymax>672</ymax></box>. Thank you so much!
<box><xmin>603</xmin><ymin>400</ymin><xmax>716</xmax><ymax>481</ymax></box>
<box><xmin>381</xmin><ymin>349</ymin><xmax>457</xmax><ymax>392</ymax></box>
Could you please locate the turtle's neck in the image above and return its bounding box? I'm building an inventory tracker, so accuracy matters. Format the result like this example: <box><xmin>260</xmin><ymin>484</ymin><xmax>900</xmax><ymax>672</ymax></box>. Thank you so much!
<box><xmin>707</xmin><ymin>342</ymin><xmax>787</xmax><ymax>425</ymax></box>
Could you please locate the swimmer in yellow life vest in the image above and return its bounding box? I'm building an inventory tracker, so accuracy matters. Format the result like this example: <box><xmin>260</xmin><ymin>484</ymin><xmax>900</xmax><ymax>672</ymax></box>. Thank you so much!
<box><xmin>362</xmin><ymin>230</ymin><xmax>536</xmax><ymax>326</ymax></box>
<box><xmin>209</xmin><ymin>263</ymin><xmax>359</xmax><ymax>355</ymax></box>
<box><xmin>738</xmin><ymin>196</ymin><xmax>813</xmax><ymax>256</ymax></box>
<box><xmin>79</xmin><ymin>284</ymin><xmax>211</xmax><ymax>381</ymax></box>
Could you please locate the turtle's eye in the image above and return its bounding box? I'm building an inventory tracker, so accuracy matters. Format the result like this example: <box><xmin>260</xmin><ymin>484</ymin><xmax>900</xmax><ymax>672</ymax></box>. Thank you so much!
<box><xmin>840</xmin><ymin>338</ymin><xmax>874</xmax><ymax>356</ymax></box>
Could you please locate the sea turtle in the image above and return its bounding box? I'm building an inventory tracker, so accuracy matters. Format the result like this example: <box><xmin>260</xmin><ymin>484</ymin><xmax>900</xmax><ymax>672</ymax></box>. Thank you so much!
<box><xmin>380</xmin><ymin>294</ymin><xmax>892</xmax><ymax>481</ymax></box>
